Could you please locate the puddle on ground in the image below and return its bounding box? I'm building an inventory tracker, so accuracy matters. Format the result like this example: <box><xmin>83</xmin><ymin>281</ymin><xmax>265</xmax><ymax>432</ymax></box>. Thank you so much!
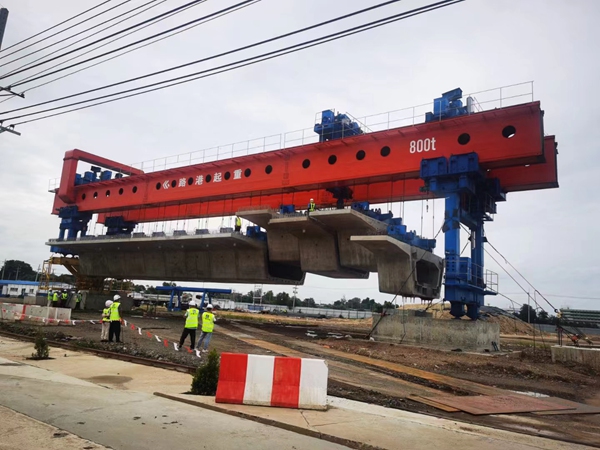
<box><xmin>85</xmin><ymin>375</ymin><xmax>133</xmax><ymax>385</ymax></box>
<box><xmin>511</xmin><ymin>390</ymin><xmax>549</xmax><ymax>398</ymax></box>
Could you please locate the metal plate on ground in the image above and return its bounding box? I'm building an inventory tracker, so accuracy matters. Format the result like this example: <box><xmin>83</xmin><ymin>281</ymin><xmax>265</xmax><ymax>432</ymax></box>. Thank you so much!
<box><xmin>530</xmin><ymin>397</ymin><xmax>600</xmax><ymax>415</ymax></box>
<box><xmin>421</xmin><ymin>395</ymin><xmax>576</xmax><ymax>415</ymax></box>
<box><xmin>409</xmin><ymin>395</ymin><xmax>461</xmax><ymax>412</ymax></box>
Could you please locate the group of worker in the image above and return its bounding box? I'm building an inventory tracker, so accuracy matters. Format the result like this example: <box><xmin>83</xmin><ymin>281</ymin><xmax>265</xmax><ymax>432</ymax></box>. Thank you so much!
<box><xmin>175</xmin><ymin>301</ymin><xmax>216</xmax><ymax>353</ymax></box>
<box><xmin>101</xmin><ymin>294</ymin><xmax>122</xmax><ymax>343</ymax></box>
<box><xmin>47</xmin><ymin>289</ymin><xmax>82</xmax><ymax>309</ymax></box>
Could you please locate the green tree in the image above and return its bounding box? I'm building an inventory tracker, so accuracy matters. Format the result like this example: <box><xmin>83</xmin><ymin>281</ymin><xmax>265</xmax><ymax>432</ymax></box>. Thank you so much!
<box><xmin>347</xmin><ymin>297</ymin><xmax>362</xmax><ymax>310</ymax></box>
<box><xmin>190</xmin><ymin>350</ymin><xmax>220</xmax><ymax>395</ymax></box>
<box><xmin>275</xmin><ymin>291</ymin><xmax>291</xmax><ymax>307</ymax></box>
<box><xmin>302</xmin><ymin>297</ymin><xmax>316</xmax><ymax>308</ymax></box>
<box><xmin>262</xmin><ymin>290</ymin><xmax>275</xmax><ymax>304</ymax></box>
<box><xmin>518</xmin><ymin>304</ymin><xmax>537</xmax><ymax>323</ymax></box>
<box><xmin>1</xmin><ymin>260</ymin><xmax>36</xmax><ymax>281</ymax></box>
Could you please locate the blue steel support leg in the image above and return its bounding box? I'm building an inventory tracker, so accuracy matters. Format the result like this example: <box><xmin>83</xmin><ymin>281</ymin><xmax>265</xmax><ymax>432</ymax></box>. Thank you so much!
<box><xmin>467</xmin><ymin>223</ymin><xmax>485</xmax><ymax>320</ymax></box>
<box><xmin>444</xmin><ymin>194</ymin><xmax>465</xmax><ymax>318</ymax></box>
<box><xmin>168</xmin><ymin>290</ymin><xmax>175</xmax><ymax>312</ymax></box>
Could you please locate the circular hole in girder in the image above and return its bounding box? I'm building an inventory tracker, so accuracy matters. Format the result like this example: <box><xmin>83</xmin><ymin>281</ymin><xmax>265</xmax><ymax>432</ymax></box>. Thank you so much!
<box><xmin>380</xmin><ymin>146</ymin><xmax>391</xmax><ymax>157</ymax></box>
<box><xmin>265</xmin><ymin>165</ymin><xmax>272</xmax><ymax>174</ymax></box>
<box><xmin>328</xmin><ymin>155</ymin><xmax>337</xmax><ymax>165</ymax></box>
<box><xmin>224</xmin><ymin>171</ymin><xmax>231</xmax><ymax>180</ymax></box>
<box><xmin>82</xmin><ymin>193</ymin><xmax>86</xmax><ymax>200</ymax></box>
<box><xmin>206</xmin><ymin>174</ymin><xmax>212</xmax><ymax>183</ymax></box>
<box><xmin>356</xmin><ymin>150</ymin><xmax>366</xmax><ymax>160</ymax></box>
<box><xmin>171</xmin><ymin>180</ymin><xmax>177</xmax><ymax>188</ymax></box>
<box><xmin>458</xmin><ymin>133</ymin><xmax>471</xmax><ymax>145</ymax></box>
<box><xmin>118</xmin><ymin>188</ymin><xmax>124</xmax><ymax>195</ymax></box>
<box><xmin>105</xmin><ymin>190</ymin><xmax>111</xmax><ymax>197</ymax></box>
<box><xmin>155</xmin><ymin>182</ymin><xmax>161</xmax><ymax>190</ymax></box>
<box><xmin>133</xmin><ymin>186</ymin><xmax>138</xmax><ymax>193</ymax></box>
<box><xmin>244</xmin><ymin>168</ymin><xmax>251</xmax><ymax>177</ymax></box>
<box><xmin>302</xmin><ymin>159</ymin><xmax>311</xmax><ymax>169</ymax></box>
<box><xmin>502</xmin><ymin>125</ymin><xmax>516</xmax><ymax>138</ymax></box>
<box><xmin>188</xmin><ymin>177</ymin><xmax>193</xmax><ymax>186</ymax></box>
<box><xmin>93</xmin><ymin>192</ymin><xmax>98</xmax><ymax>198</ymax></box>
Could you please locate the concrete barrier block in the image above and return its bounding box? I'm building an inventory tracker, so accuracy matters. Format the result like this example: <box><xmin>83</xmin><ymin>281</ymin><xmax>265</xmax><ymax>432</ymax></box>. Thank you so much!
<box><xmin>551</xmin><ymin>345</ymin><xmax>600</xmax><ymax>370</ymax></box>
<box><xmin>216</xmin><ymin>353</ymin><xmax>328</xmax><ymax>410</ymax></box>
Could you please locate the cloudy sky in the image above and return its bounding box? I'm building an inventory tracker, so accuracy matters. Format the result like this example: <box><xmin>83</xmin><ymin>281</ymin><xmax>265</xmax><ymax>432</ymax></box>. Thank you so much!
<box><xmin>0</xmin><ymin>0</ymin><xmax>598</xmax><ymax>312</ymax></box>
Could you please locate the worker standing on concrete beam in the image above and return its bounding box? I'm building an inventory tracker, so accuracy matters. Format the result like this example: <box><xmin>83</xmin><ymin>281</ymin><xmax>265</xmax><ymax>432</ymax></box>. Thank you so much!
<box><xmin>101</xmin><ymin>301</ymin><xmax>112</xmax><ymax>342</ymax></box>
<box><xmin>307</xmin><ymin>198</ymin><xmax>316</xmax><ymax>215</ymax></box>
<box><xmin>196</xmin><ymin>304</ymin><xmax>215</xmax><ymax>353</ymax></box>
<box><xmin>175</xmin><ymin>300</ymin><xmax>199</xmax><ymax>352</ymax></box>
<box><xmin>235</xmin><ymin>216</ymin><xmax>242</xmax><ymax>233</ymax></box>
<box><xmin>108</xmin><ymin>295</ymin><xmax>122</xmax><ymax>343</ymax></box>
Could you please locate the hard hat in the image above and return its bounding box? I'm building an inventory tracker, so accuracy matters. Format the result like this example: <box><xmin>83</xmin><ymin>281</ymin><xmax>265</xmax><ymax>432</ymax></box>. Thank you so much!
<box><xmin>310</xmin><ymin>198</ymin><xmax>314</xmax><ymax>201</ymax></box>
<box><xmin>113</xmin><ymin>294</ymin><xmax>121</xmax><ymax>301</ymax></box>
<box><xmin>105</xmin><ymin>300</ymin><xmax>113</xmax><ymax>307</ymax></box>
<box><xmin>206</xmin><ymin>304</ymin><xmax>214</xmax><ymax>310</ymax></box>
<box><xmin>188</xmin><ymin>300</ymin><xmax>196</xmax><ymax>307</ymax></box>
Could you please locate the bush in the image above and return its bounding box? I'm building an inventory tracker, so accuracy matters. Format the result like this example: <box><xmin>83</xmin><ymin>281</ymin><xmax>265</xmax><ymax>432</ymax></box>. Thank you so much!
<box><xmin>190</xmin><ymin>349</ymin><xmax>220</xmax><ymax>395</ymax></box>
<box><xmin>32</xmin><ymin>330</ymin><xmax>50</xmax><ymax>359</ymax></box>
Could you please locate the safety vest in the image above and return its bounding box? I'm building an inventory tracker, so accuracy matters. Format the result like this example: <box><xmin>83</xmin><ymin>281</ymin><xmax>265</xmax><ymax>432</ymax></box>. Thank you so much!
<box><xmin>308</xmin><ymin>201</ymin><xmax>316</xmax><ymax>212</ymax></box>
<box><xmin>235</xmin><ymin>217</ymin><xmax>241</xmax><ymax>227</ymax></box>
<box><xmin>52</xmin><ymin>292</ymin><xmax>59</xmax><ymax>302</ymax></box>
<box><xmin>76</xmin><ymin>293</ymin><xmax>81</xmax><ymax>303</ymax></box>
<box><xmin>61</xmin><ymin>292</ymin><xmax>68</xmax><ymax>299</ymax></box>
<box><xmin>201</xmin><ymin>312</ymin><xmax>215</xmax><ymax>333</ymax></box>
<box><xmin>102</xmin><ymin>308</ymin><xmax>111</xmax><ymax>322</ymax></box>
<box><xmin>47</xmin><ymin>292</ymin><xmax>52</xmax><ymax>300</ymax></box>
<box><xmin>110</xmin><ymin>302</ymin><xmax>121</xmax><ymax>321</ymax></box>
<box><xmin>185</xmin><ymin>308</ymin><xmax>199</xmax><ymax>329</ymax></box>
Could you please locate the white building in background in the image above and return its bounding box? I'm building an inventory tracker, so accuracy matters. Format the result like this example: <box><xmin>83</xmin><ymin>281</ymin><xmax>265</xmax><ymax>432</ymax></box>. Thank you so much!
<box><xmin>0</xmin><ymin>280</ymin><xmax>38</xmax><ymax>297</ymax></box>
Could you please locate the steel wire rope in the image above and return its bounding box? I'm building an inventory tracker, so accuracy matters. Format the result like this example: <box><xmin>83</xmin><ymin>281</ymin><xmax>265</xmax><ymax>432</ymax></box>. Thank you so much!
<box><xmin>4</xmin><ymin>0</ymin><xmax>406</xmax><ymax>100</ymax></box>
<box><xmin>3</xmin><ymin>0</ymin><xmax>209</xmax><ymax>94</ymax></box>
<box><xmin>3</xmin><ymin>0</ymin><xmax>465</xmax><ymax>126</ymax></box>
<box><xmin>0</xmin><ymin>0</ymin><xmax>168</xmax><ymax>76</ymax></box>
<box><xmin>0</xmin><ymin>1</ymin><xmax>132</xmax><ymax>61</ymax></box>
<box><xmin>485</xmin><ymin>239</ymin><xmax>559</xmax><ymax>312</ymax></box>
<box><xmin>0</xmin><ymin>0</ymin><xmax>211</xmax><ymax>81</ymax></box>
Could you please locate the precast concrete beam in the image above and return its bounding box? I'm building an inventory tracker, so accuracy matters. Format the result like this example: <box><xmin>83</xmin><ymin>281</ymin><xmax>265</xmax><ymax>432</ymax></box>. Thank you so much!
<box><xmin>237</xmin><ymin>209</ymin><xmax>276</xmax><ymax>229</ymax></box>
<box><xmin>47</xmin><ymin>233</ymin><xmax>304</xmax><ymax>285</ymax></box>
<box><xmin>350</xmin><ymin>235</ymin><xmax>443</xmax><ymax>298</ymax></box>
<box><xmin>268</xmin><ymin>215</ymin><xmax>368</xmax><ymax>279</ymax></box>
<box><xmin>310</xmin><ymin>209</ymin><xmax>387</xmax><ymax>273</ymax></box>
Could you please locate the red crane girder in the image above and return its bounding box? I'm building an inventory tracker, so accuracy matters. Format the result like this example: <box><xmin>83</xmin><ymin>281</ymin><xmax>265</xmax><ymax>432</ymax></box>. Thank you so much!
<box><xmin>51</xmin><ymin>102</ymin><xmax>557</xmax><ymax>223</ymax></box>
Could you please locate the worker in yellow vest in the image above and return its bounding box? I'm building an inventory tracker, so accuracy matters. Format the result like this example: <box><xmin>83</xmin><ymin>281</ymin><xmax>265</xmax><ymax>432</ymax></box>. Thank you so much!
<box><xmin>235</xmin><ymin>216</ymin><xmax>242</xmax><ymax>233</ymax></box>
<box><xmin>60</xmin><ymin>290</ymin><xmax>68</xmax><ymax>308</ymax></box>
<box><xmin>47</xmin><ymin>290</ymin><xmax>53</xmax><ymax>306</ymax></box>
<box><xmin>74</xmin><ymin>291</ymin><xmax>82</xmax><ymax>310</ymax></box>
<box><xmin>101</xmin><ymin>300</ymin><xmax>112</xmax><ymax>342</ymax></box>
<box><xmin>175</xmin><ymin>301</ymin><xmax>199</xmax><ymax>352</ymax></box>
<box><xmin>307</xmin><ymin>198</ymin><xmax>316</xmax><ymax>214</ymax></box>
<box><xmin>196</xmin><ymin>304</ymin><xmax>215</xmax><ymax>353</ymax></box>
<box><xmin>52</xmin><ymin>291</ymin><xmax>59</xmax><ymax>306</ymax></box>
<box><xmin>108</xmin><ymin>295</ymin><xmax>122</xmax><ymax>343</ymax></box>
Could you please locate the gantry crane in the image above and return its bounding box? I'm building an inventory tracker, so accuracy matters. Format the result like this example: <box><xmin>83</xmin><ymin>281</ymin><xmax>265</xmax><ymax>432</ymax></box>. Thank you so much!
<box><xmin>47</xmin><ymin>87</ymin><xmax>558</xmax><ymax>319</ymax></box>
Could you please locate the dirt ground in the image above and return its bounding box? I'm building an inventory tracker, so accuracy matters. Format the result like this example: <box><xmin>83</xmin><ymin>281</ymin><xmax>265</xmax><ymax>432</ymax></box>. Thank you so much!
<box><xmin>2</xmin><ymin>309</ymin><xmax>600</xmax><ymax>447</ymax></box>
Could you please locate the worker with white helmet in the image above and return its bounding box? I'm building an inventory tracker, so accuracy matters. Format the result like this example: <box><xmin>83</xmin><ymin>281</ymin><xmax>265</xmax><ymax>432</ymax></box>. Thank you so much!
<box><xmin>307</xmin><ymin>198</ymin><xmax>316</xmax><ymax>214</ymax></box>
<box><xmin>108</xmin><ymin>294</ymin><xmax>122</xmax><ymax>343</ymax></box>
<box><xmin>174</xmin><ymin>300</ymin><xmax>199</xmax><ymax>352</ymax></box>
<box><xmin>101</xmin><ymin>300</ymin><xmax>113</xmax><ymax>342</ymax></box>
<box><xmin>196</xmin><ymin>304</ymin><xmax>216</xmax><ymax>353</ymax></box>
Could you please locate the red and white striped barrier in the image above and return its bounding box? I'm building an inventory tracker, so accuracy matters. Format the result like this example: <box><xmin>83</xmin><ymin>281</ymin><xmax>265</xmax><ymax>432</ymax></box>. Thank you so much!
<box><xmin>216</xmin><ymin>353</ymin><xmax>328</xmax><ymax>410</ymax></box>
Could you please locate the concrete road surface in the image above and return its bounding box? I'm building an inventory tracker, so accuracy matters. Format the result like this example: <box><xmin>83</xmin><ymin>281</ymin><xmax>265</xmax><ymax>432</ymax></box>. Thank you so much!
<box><xmin>0</xmin><ymin>357</ymin><xmax>349</xmax><ymax>450</ymax></box>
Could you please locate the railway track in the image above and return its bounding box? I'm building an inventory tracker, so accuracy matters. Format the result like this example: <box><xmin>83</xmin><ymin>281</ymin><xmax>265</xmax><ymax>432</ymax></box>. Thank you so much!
<box><xmin>0</xmin><ymin>329</ymin><xmax>196</xmax><ymax>374</ymax></box>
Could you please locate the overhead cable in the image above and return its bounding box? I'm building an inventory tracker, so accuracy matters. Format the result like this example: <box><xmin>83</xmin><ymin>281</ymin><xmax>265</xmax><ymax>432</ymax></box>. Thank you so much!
<box><xmin>0</xmin><ymin>0</ymin><xmax>210</xmax><ymax>81</ymax></box>
<box><xmin>0</xmin><ymin>0</ymin><xmax>166</xmax><ymax>73</ymax></box>
<box><xmin>0</xmin><ymin>1</ymin><xmax>133</xmax><ymax>61</ymax></box>
<box><xmin>2</xmin><ymin>0</ymin><xmax>463</xmax><ymax>121</ymax></box>
<box><xmin>0</xmin><ymin>0</ymin><xmax>112</xmax><ymax>54</ymax></box>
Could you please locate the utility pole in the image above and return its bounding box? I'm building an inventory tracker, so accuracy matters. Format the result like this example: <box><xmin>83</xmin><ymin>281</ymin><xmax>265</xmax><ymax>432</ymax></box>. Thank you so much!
<box><xmin>0</xmin><ymin>8</ymin><xmax>24</xmax><ymax>137</ymax></box>
<box><xmin>292</xmin><ymin>285</ymin><xmax>298</xmax><ymax>312</ymax></box>
<box><xmin>527</xmin><ymin>290</ymin><xmax>531</xmax><ymax>324</ymax></box>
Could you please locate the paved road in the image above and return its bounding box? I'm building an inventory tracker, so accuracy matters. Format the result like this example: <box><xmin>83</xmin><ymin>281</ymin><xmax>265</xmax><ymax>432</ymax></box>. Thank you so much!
<box><xmin>0</xmin><ymin>357</ymin><xmax>349</xmax><ymax>450</ymax></box>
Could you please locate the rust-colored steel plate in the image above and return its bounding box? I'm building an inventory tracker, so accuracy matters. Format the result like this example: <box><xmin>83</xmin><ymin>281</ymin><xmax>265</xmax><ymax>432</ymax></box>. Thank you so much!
<box><xmin>409</xmin><ymin>395</ymin><xmax>460</xmax><ymax>412</ymax></box>
<box><xmin>422</xmin><ymin>395</ymin><xmax>575</xmax><ymax>415</ymax></box>
<box><xmin>531</xmin><ymin>397</ymin><xmax>600</xmax><ymax>415</ymax></box>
